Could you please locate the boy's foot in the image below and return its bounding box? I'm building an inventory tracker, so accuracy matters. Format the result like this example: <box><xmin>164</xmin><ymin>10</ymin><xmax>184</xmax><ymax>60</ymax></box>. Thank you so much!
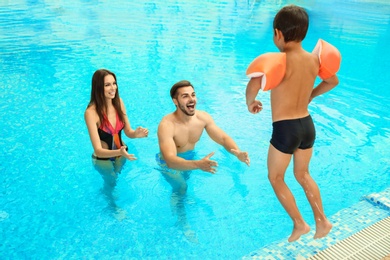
<box><xmin>314</xmin><ymin>219</ymin><xmax>332</xmax><ymax>239</ymax></box>
<box><xmin>288</xmin><ymin>223</ymin><xmax>310</xmax><ymax>242</ymax></box>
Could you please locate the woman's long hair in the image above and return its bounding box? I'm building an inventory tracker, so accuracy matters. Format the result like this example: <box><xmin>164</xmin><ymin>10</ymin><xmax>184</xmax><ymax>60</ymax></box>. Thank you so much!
<box><xmin>88</xmin><ymin>69</ymin><xmax>125</xmax><ymax>126</ymax></box>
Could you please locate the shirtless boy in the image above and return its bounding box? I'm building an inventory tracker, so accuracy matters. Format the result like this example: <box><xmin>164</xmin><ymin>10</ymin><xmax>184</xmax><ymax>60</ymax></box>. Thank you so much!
<box><xmin>246</xmin><ymin>5</ymin><xmax>339</xmax><ymax>242</ymax></box>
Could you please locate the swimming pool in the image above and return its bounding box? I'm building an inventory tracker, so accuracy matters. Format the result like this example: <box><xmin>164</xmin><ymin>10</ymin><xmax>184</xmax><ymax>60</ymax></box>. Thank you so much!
<box><xmin>0</xmin><ymin>0</ymin><xmax>389</xmax><ymax>259</ymax></box>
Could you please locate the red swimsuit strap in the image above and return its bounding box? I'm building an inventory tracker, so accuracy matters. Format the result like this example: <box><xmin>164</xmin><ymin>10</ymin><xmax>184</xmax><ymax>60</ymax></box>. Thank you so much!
<box><xmin>100</xmin><ymin>112</ymin><xmax>125</xmax><ymax>150</ymax></box>
<box><xmin>100</xmin><ymin>112</ymin><xmax>124</xmax><ymax>135</ymax></box>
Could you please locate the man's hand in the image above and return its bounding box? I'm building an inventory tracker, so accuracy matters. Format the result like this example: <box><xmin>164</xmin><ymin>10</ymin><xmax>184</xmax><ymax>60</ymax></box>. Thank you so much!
<box><xmin>196</xmin><ymin>152</ymin><xmax>218</xmax><ymax>174</ymax></box>
<box><xmin>231</xmin><ymin>149</ymin><xmax>250</xmax><ymax>166</ymax></box>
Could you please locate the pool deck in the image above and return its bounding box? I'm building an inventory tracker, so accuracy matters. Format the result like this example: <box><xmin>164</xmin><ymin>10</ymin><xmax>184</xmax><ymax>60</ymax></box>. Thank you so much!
<box><xmin>242</xmin><ymin>187</ymin><xmax>390</xmax><ymax>260</ymax></box>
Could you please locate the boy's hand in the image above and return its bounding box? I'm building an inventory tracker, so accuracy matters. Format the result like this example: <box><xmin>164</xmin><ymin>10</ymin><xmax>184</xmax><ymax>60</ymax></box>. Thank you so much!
<box><xmin>247</xmin><ymin>100</ymin><xmax>263</xmax><ymax>114</ymax></box>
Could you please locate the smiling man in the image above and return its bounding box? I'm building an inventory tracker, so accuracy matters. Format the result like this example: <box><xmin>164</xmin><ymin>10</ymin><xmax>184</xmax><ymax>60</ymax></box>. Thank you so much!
<box><xmin>157</xmin><ymin>80</ymin><xmax>250</xmax><ymax>174</ymax></box>
<box><xmin>156</xmin><ymin>80</ymin><xmax>250</xmax><ymax>242</ymax></box>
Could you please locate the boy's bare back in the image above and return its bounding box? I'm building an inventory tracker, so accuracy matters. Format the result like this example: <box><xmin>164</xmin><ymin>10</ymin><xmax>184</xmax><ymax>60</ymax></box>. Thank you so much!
<box><xmin>271</xmin><ymin>46</ymin><xmax>319</xmax><ymax>122</ymax></box>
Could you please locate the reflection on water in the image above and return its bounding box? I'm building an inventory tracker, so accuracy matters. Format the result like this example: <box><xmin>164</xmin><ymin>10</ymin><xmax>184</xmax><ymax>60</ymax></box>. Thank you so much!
<box><xmin>0</xmin><ymin>0</ymin><xmax>389</xmax><ymax>259</ymax></box>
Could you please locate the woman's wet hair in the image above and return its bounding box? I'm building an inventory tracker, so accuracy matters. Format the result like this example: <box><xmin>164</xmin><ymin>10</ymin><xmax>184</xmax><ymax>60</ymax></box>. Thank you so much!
<box><xmin>273</xmin><ymin>5</ymin><xmax>309</xmax><ymax>42</ymax></box>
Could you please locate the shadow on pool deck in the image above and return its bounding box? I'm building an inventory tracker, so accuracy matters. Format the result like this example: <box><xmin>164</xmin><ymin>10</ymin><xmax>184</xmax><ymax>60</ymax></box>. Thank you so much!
<box><xmin>242</xmin><ymin>187</ymin><xmax>390</xmax><ymax>260</ymax></box>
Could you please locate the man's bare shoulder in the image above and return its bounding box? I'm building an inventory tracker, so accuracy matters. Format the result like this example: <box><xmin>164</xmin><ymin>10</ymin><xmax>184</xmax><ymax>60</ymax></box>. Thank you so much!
<box><xmin>195</xmin><ymin>110</ymin><xmax>211</xmax><ymax>119</ymax></box>
<box><xmin>159</xmin><ymin>113</ymin><xmax>174</xmax><ymax>123</ymax></box>
<box><xmin>195</xmin><ymin>110</ymin><xmax>214</xmax><ymax>125</ymax></box>
<box><xmin>158</xmin><ymin>113</ymin><xmax>176</xmax><ymax>131</ymax></box>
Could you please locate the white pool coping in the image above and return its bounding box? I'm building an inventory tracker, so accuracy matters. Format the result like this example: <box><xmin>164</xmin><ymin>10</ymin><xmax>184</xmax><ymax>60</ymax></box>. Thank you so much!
<box><xmin>242</xmin><ymin>187</ymin><xmax>390</xmax><ymax>259</ymax></box>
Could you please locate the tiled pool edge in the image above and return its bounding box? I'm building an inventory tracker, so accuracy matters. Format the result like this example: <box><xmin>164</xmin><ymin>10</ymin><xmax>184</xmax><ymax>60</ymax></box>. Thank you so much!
<box><xmin>307</xmin><ymin>216</ymin><xmax>390</xmax><ymax>259</ymax></box>
<box><xmin>364</xmin><ymin>187</ymin><xmax>390</xmax><ymax>211</ymax></box>
<box><xmin>242</xmin><ymin>187</ymin><xmax>390</xmax><ymax>260</ymax></box>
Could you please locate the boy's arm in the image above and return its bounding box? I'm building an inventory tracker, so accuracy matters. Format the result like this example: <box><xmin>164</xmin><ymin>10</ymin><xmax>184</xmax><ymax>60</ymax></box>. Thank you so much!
<box><xmin>310</xmin><ymin>75</ymin><xmax>339</xmax><ymax>102</ymax></box>
<box><xmin>246</xmin><ymin>77</ymin><xmax>263</xmax><ymax>114</ymax></box>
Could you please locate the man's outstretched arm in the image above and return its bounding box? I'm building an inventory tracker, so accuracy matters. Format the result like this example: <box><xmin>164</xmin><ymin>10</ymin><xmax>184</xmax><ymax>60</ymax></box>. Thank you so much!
<box><xmin>202</xmin><ymin>111</ymin><xmax>250</xmax><ymax>166</ymax></box>
<box><xmin>157</xmin><ymin>119</ymin><xmax>218</xmax><ymax>173</ymax></box>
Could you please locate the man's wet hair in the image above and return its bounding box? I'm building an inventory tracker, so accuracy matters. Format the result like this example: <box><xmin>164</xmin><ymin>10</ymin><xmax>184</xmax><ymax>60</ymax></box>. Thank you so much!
<box><xmin>273</xmin><ymin>5</ymin><xmax>309</xmax><ymax>43</ymax></box>
<box><xmin>170</xmin><ymin>80</ymin><xmax>194</xmax><ymax>99</ymax></box>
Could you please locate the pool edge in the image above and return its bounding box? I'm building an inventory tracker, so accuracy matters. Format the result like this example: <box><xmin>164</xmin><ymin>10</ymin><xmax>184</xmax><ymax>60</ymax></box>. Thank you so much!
<box><xmin>242</xmin><ymin>187</ymin><xmax>390</xmax><ymax>259</ymax></box>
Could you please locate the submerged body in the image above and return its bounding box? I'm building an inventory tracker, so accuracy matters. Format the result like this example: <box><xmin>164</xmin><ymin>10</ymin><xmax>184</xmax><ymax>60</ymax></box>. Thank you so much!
<box><xmin>157</xmin><ymin>80</ymin><xmax>250</xmax><ymax>242</ymax></box>
<box><xmin>84</xmin><ymin>69</ymin><xmax>148</xmax><ymax>216</ymax></box>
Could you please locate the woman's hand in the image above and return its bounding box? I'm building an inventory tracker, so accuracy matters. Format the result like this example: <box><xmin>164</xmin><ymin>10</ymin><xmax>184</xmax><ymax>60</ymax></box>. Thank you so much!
<box><xmin>120</xmin><ymin>146</ymin><xmax>137</xmax><ymax>160</ymax></box>
<box><xmin>134</xmin><ymin>126</ymin><xmax>149</xmax><ymax>138</ymax></box>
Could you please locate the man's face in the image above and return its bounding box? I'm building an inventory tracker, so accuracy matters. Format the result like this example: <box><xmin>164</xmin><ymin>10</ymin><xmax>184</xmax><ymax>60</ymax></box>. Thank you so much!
<box><xmin>174</xmin><ymin>86</ymin><xmax>196</xmax><ymax>116</ymax></box>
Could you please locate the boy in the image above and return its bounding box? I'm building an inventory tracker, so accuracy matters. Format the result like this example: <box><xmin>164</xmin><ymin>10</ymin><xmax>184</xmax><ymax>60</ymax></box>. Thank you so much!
<box><xmin>245</xmin><ymin>5</ymin><xmax>339</xmax><ymax>242</ymax></box>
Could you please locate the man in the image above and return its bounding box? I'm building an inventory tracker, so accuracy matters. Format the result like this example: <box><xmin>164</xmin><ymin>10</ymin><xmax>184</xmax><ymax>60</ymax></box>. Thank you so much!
<box><xmin>156</xmin><ymin>80</ymin><xmax>250</xmax><ymax>242</ymax></box>
<box><xmin>157</xmin><ymin>80</ymin><xmax>250</xmax><ymax>174</ymax></box>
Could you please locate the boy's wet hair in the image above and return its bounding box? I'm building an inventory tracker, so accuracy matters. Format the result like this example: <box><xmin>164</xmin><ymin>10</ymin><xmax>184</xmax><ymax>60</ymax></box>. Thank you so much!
<box><xmin>273</xmin><ymin>5</ymin><xmax>309</xmax><ymax>42</ymax></box>
<box><xmin>170</xmin><ymin>80</ymin><xmax>194</xmax><ymax>99</ymax></box>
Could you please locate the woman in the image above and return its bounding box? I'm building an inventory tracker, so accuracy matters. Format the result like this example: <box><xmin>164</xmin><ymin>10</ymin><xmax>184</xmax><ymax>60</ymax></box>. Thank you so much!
<box><xmin>85</xmin><ymin>69</ymin><xmax>148</xmax><ymax>194</ymax></box>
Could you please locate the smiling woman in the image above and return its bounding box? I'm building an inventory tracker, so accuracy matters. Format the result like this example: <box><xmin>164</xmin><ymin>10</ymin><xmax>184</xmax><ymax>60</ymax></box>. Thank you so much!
<box><xmin>84</xmin><ymin>69</ymin><xmax>149</xmax><ymax>216</ymax></box>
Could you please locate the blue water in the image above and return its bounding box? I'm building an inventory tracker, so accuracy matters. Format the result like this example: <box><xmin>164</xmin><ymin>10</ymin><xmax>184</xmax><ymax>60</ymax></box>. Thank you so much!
<box><xmin>1</xmin><ymin>0</ymin><xmax>389</xmax><ymax>259</ymax></box>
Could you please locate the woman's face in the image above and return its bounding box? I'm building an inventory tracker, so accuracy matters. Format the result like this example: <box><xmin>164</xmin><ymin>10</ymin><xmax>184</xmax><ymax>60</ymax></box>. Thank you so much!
<box><xmin>103</xmin><ymin>74</ymin><xmax>117</xmax><ymax>100</ymax></box>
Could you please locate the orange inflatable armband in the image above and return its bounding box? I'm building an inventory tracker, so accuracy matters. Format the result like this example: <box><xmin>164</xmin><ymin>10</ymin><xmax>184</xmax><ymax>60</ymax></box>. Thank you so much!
<box><xmin>246</xmin><ymin>52</ymin><xmax>286</xmax><ymax>91</ymax></box>
<box><xmin>312</xmin><ymin>39</ymin><xmax>341</xmax><ymax>80</ymax></box>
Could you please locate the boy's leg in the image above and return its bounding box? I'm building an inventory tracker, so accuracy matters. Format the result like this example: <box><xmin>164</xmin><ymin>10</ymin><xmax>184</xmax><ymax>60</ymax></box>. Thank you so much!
<box><xmin>293</xmin><ymin>148</ymin><xmax>332</xmax><ymax>239</ymax></box>
<box><xmin>268</xmin><ymin>144</ymin><xmax>310</xmax><ymax>242</ymax></box>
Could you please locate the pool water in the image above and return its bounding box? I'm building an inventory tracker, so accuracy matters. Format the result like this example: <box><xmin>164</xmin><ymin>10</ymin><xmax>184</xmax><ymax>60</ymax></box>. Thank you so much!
<box><xmin>1</xmin><ymin>0</ymin><xmax>389</xmax><ymax>259</ymax></box>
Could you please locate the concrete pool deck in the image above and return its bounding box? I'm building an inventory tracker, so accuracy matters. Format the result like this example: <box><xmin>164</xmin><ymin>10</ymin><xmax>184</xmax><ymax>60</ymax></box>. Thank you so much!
<box><xmin>242</xmin><ymin>187</ymin><xmax>390</xmax><ymax>260</ymax></box>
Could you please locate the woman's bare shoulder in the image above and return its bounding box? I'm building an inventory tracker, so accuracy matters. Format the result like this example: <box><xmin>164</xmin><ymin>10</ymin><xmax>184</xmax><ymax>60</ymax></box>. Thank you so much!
<box><xmin>85</xmin><ymin>104</ymin><xmax>98</xmax><ymax>119</ymax></box>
